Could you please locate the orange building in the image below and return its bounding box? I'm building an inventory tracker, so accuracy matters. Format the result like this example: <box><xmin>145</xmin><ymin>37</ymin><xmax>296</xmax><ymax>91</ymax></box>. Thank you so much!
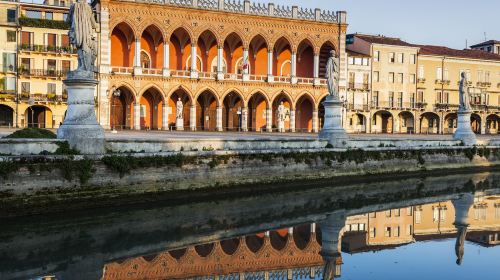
<box><xmin>93</xmin><ymin>0</ymin><xmax>347</xmax><ymax>132</ymax></box>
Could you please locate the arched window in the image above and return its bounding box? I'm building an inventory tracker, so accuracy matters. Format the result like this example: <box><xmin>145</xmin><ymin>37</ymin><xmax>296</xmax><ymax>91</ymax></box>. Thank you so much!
<box><xmin>210</xmin><ymin>57</ymin><xmax>227</xmax><ymax>73</ymax></box>
<box><xmin>141</xmin><ymin>51</ymin><xmax>151</xmax><ymax>69</ymax></box>
<box><xmin>234</xmin><ymin>57</ymin><xmax>250</xmax><ymax>75</ymax></box>
<box><xmin>280</xmin><ymin>60</ymin><xmax>291</xmax><ymax>76</ymax></box>
<box><xmin>185</xmin><ymin>55</ymin><xmax>203</xmax><ymax>71</ymax></box>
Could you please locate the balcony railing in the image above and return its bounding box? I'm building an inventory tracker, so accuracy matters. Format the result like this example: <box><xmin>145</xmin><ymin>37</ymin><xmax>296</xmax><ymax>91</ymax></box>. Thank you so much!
<box><xmin>274</xmin><ymin>75</ymin><xmax>291</xmax><ymax>83</ymax></box>
<box><xmin>471</xmin><ymin>104</ymin><xmax>488</xmax><ymax>112</ymax></box>
<box><xmin>476</xmin><ymin>82</ymin><xmax>492</xmax><ymax>88</ymax></box>
<box><xmin>198</xmin><ymin>71</ymin><xmax>217</xmax><ymax>79</ymax></box>
<box><xmin>248</xmin><ymin>74</ymin><xmax>267</xmax><ymax>82</ymax></box>
<box><xmin>111</xmin><ymin>66</ymin><xmax>134</xmax><ymax>74</ymax></box>
<box><xmin>435</xmin><ymin>79</ymin><xmax>450</xmax><ymax>85</ymax></box>
<box><xmin>417</xmin><ymin>78</ymin><xmax>426</xmax><ymax>83</ymax></box>
<box><xmin>19</xmin><ymin>44</ymin><xmax>76</xmax><ymax>54</ymax></box>
<box><xmin>20</xmin><ymin>93</ymin><xmax>67</xmax><ymax>103</ymax></box>
<box><xmin>434</xmin><ymin>103</ymin><xmax>459</xmax><ymax>111</ymax></box>
<box><xmin>296</xmin><ymin>77</ymin><xmax>314</xmax><ymax>85</ymax></box>
<box><xmin>18</xmin><ymin>68</ymin><xmax>68</xmax><ymax>78</ymax></box>
<box><xmin>142</xmin><ymin>68</ymin><xmax>163</xmax><ymax>75</ymax></box>
<box><xmin>348</xmin><ymin>82</ymin><xmax>370</xmax><ymax>90</ymax></box>
<box><xmin>0</xmin><ymin>90</ymin><xmax>16</xmax><ymax>101</ymax></box>
<box><xmin>170</xmin><ymin>69</ymin><xmax>190</xmax><ymax>78</ymax></box>
<box><xmin>371</xmin><ymin>101</ymin><xmax>424</xmax><ymax>110</ymax></box>
<box><xmin>347</xmin><ymin>103</ymin><xmax>369</xmax><ymax>111</ymax></box>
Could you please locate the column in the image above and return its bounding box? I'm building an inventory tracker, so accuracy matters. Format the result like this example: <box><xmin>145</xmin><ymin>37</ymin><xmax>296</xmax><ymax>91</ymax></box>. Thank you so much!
<box><xmin>134</xmin><ymin>103</ymin><xmax>140</xmax><ymax>130</ymax></box>
<box><xmin>162</xmin><ymin>103</ymin><xmax>169</xmax><ymax>130</ymax></box>
<box><xmin>267</xmin><ymin>49</ymin><xmax>274</xmax><ymax>82</ymax></box>
<box><xmin>312</xmin><ymin>110</ymin><xmax>319</xmax><ymax>133</ymax></box>
<box><xmin>216</xmin><ymin>106</ymin><xmax>223</xmax><ymax>131</ymax></box>
<box><xmin>162</xmin><ymin>41</ymin><xmax>170</xmax><ymax>77</ymax></box>
<box><xmin>190</xmin><ymin>43</ymin><xmax>198</xmax><ymax>79</ymax></box>
<box><xmin>266</xmin><ymin>108</ymin><xmax>272</xmax><ymax>132</ymax></box>
<box><xmin>241</xmin><ymin>107</ymin><xmax>248</xmax><ymax>132</ymax></box>
<box><xmin>189</xmin><ymin>104</ymin><xmax>196</xmax><ymax>131</ymax></box>
<box><xmin>291</xmin><ymin>52</ymin><xmax>297</xmax><ymax>84</ymax></box>
<box><xmin>290</xmin><ymin>109</ymin><xmax>296</xmax><ymax>133</ymax></box>
<box><xmin>99</xmin><ymin>78</ymin><xmax>110</xmax><ymax>128</ymax></box>
<box><xmin>99</xmin><ymin>8</ymin><xmax>111</xmax><ymax>74</ymax></box>
<box><xmin>134</xmin><ymin>39</ymin><xmax>142</xmax><ymax>75</ymax></box>
<box><xmin>217</xmin><ymin>46</ymin><xmax>224</xmax><ymax>80</ymax></box>
<box><xmin>242</xmin><ymin>48</ymin><xmax>250</xmax><ymax>81</ymax></box>
<box><xmin>481</xmin><ymin>114</ymin><xmax>486</xmax><ymax>135</ymax></box>
<box><xmin>313</xmin><ymin>53</ymin><xmax>320</xmax><ymax>85</ymax></box>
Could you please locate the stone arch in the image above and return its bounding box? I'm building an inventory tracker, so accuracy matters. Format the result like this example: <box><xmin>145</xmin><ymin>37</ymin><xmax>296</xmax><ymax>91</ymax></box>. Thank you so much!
<box><xmin>194</xmin><ymin>243</ymin><xmax>215</xmax><ymax>258</ymax></box>
<box><xmin>193</xmin><ymin>86</ymin><xmax>219</xmax><ymax>104</ymax></box>
<box><xmin>109</xmin><ymin>20</ymin><xmax>138</xmax><ymax>39</ymax></box>
<box><xmin>246</xmin><ymin>88</ymin><xmax>271</xmax><ymax>107</ymax></box>
<box><xmin>271</xmin><ymin>90</ymin><xmax>294</xmax><ymax>109</ymax></box>
<box><xmin>140</xmin><ymin>24</ymin><xmax>165</xmax><ymax>69</ymax></box>
<box><xmin>295</xmin><ymin>92</ymin><xmax>315</xmax><ymax>132</ymax></box>
<box><xmin>166</xmin><ymin>25</ymin><xmax>195</xmax><ymax>43</ymax></box>
<box><xmin>296</xmin><ymin>38</ymin><xmax>315</xmax><ymax>78</ymax></box>
<box><xmin>270</xmin><ymin>230</ymin><xmax>289</xmax><ymax>251</ymax></box>
<box><xmin>166</xmin><ymin>84</ymin><xmax>193</xmax><ymax>103</ymax></box>
<box><xmin>196</xmin><ymin>89</ymin><xmax>219</xmax><ymax>131</ymax></box>
<box><xmin>272</xmin><ymin>91</ymin><xmax>293</xmax><ymax>132</ymax></box>
<box><xmin>25</xmin><ymin>105</ymin><xmax>52</xmax><ymax>128</ymax></box>
<box><xmin>197</xmin><ymin>29</ymin><xmax>220</xmax><ymax>72</ymax></box>
<box><xmin>222</xmin><ymin>29</ymin><xmax>247</xmax><ymax>48</ymax></box>
<box><xmin>222</xmin><ymin>90</ymin><xmax>244</xmax><ymax>131</ymax></box>
<box><xmin>168</xmin><ymin>248</ymin><xmax>187</xmax><ymax>260</ymax></box>
<box><xmin>138</xmin><ymin>22</ymin><xmax>166</xmax><ymax>42</ymax></box>
<box><xmin>247</xmin><ymin>90</ymin><xmax>270</xmax><ymax>132</ymax></box>
<box><xmin>444</xmin><ymin>112</ymin><xmax>457</xmax><ymax>134</ymax></box>
<box><xmin>110</xmin><ymin>85</ymin><xmax>137</xmax><ymax>130</ymax></box>
<box><xmin>110</xmin><ymin>21</ymin><xmax>136</xmax><ymax>67</ymax></box>
<box><xmin>224</xmin><ymin>32</ymin><xmax>245</xmax><ymax>75</ymax></box>
<box><xmin>221</xmin><ymin>88</ymin><xmax>244</xmax><ymax>105</ymax></box>
<box><xmin>168</xmin><ymin>86</ymin><xmax>193</xmax><ymax>130</ymax></box>
<box><xmin>397</xmin><ymin>111</ymin><xmax>415</xmax><ymax>134</ymax></box>
<box><xmin>471</xmin><ymin>113</ymin><xmax>481</xmax><ymax>134</ymax></box>
<box><xmin>373</xmin><ymin>110</ymin><xmax>394</xmax><ymax>133</ymax></box>
<box><xmin>169</xmin><ymin>27</ymin><xmax>194</xmax><ymax>71</ymax></box>
<box><xmin>0</xmin><ymin>104</ymin><xmax>14</xmax><ymax>127</ymax></box>
<box><xmin>319</xmin><ymin>41</ymin><xmax>337</xmax><ymax>79</ymax></box>
<box><xmin>249</xmin><ymin>34</ymin><xmax>269</xmax><ymax>76</ymax></box>
<box><xmin>220</xmin><ymin>238</ymin><xmax>241</xmax><ymax>256</ymax></box>
<box><xmin>110</xmin><ymin>82</ymin><xmax>137</xmax><ymax>101</ymax></box>
<box><xmin>273</xmin><ymin>36</ymin><xmax>293</xmax><ymax>77</ymax></box>
<box><xmin>139</xmin><ymin>86</ymin><xmax>165</xmax><ymax>130</ymax></box>
<box><xmin>245</xmin><ymin>235</ymin><xmax>264</xmax><ymax>254</ymax></box>
<box><xmin>486</xmin><ymin>114</ymin><xmax>500</xmax><ymax>134</ymax></box>
<box><xmin>293</xmin><ymin>225</ymin><xmax>312</xmax><ymax>250</ymax></box>
<box><xmin>420</xmin><ymin>112</ymin><xmax>440</xmax><ymax>134</ymax></box>
<box><xmin>348</xmin><ymin>112</ymin><xmax>367</xmax><ymax>133</ymax></box>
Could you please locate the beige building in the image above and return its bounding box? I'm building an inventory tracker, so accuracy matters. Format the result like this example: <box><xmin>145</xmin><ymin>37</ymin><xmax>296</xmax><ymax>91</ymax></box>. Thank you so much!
<box><xmin>347</xmin><ymin>34</ymin><xmax>420</xmax><ymax>134</ymax></box>
<box><xmin>0</xmin><ymin>0</ymin><xmax>18</xmax><ymax>127</ymax></box>
<box><xmin>345</xmin><ymin>49</ymin><xmax>371</xmax><ymax>133</ymax></box>
<box><xmin>417</xmin><ymin>45</ymin><xmax>500</xmax><ymax>134</ymax></box>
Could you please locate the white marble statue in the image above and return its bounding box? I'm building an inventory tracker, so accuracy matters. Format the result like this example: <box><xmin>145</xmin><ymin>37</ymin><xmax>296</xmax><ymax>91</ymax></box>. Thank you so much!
<box><xmin>459</xmin><ymin>72</ymin><xmax>471</xmax><ymax>111</ymax></box>
<box><xmin>326</xmin><ymin>50</ymin><xmax>340</xmax><ymax>100</ymax></box>
<box><xmin>277</xmin><ymin>101</ymin><xmax>286</xmax><ymax>132</ymax></box>
<box><xmin>67</xmin><ymin>0</ymin><xmax>98</xmax><ymax>73</ymax></box>
<box><xmin>176</xmin><ymin>98</ymin><xmax>184</xmax><ymax>119</ymax></box>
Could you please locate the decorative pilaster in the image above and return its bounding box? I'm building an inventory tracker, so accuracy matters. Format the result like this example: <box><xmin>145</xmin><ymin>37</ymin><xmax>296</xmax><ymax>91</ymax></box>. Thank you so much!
<box><xmin>162</xmin><ymin>41</ymin><xmax>170</xmax><ymax>77</ymax></box>
<box><xmin>134</xmin><ymin>39</ymin><xmax>142</xmax><ymax>75</ymax></box>
<box><xmin>313</xmin><ymin>54</ymin><xmax>320</xmax><ymax>85</ymax></box>
<box><xmin>312</xmin><ymin>110</ymin><xmax>319</xmax><ymax>133</ymax></box>
<box><xmin>216</xmin><ymin>106</ymin><xmax>223</xmax><ymax>131</ymax></box>
<box><xmin>99</xmin><ymin>7</ymin><xmax>111</xmax><ymax>74</ymax></box>
<box><xmin>190</xmin><ymin>43</ymin><xmax>198</xmax><ymax>79</ymax></box>
<box><xmin>266</xmin><ymin>108</ymin><xmax>273</xmax><ymax>132</ymax></box>
<box><xmin>290</xmin><ymin>109</ymin><xmax>296</xmax><ymax>132</ymax></box>
<box><xmin>241</xmin><ymin>107</ymin><xmax>248</xmax><ymax>132</ymax></box>
<box><xmin>190</xmin><ymin>104</ymin><xmax>196</xmax><ymax>131</ymax></box>
<box><xmin>134</xmin><ymin>103</ymin><xmax>140</xmax><ymax>130</ymax></box>
<box><xmin>291</xmin><ymin>52</ymin><xmax>297</xmax><ymax>84</ymax></box>
<box><xmin>267</xmin><ymin>50</ymin><xmax>274</xmax><ymax>82</ymax></box>
<box><xmin>217</xmin><ymin>47</ymin><xmax>224</xmax><ymax>80</ymax></box>
<box><xmin>162</xmin><ymin>103</ymin><xmax>169</xmax><ymax>130</ymax></box>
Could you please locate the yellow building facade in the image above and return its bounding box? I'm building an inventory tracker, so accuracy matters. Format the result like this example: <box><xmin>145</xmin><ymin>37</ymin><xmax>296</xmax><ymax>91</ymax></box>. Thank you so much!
<box><xmin>0</xmin><ymin>0</ymin><xmax>18</xmax><ymax>127</ymax></box>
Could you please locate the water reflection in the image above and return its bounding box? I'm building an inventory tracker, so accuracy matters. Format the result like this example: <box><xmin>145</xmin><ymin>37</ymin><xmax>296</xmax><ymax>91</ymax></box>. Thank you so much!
<box><xmin>1</xmin><ymin>172</ymin><xmax>500</xmax><ymax>279</ymax></box>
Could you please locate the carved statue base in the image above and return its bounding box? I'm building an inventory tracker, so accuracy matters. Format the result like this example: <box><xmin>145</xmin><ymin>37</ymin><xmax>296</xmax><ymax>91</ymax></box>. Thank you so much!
<box><xmin>277</xmin><ymin>120</ymin><xmax>285</xmax><ymax>133</ymax></box>
<box><xmin>57</xmin><ymin>71</ymin><xmax>105</xmax><ymax>155</ymax></box>
<box><xmin>319</xmin><ymin>96</ymin><xmax>348</xmax><ymax>147</ymax></box>
<box><xmin>176</xmin><ymin>118</ymin><xmax>184</xmax><ymax>131</ymax></box>
<box><xmin>453</xmin><ymin>110</ymin><xmax>477</xmax><ymax>146</ymax></box>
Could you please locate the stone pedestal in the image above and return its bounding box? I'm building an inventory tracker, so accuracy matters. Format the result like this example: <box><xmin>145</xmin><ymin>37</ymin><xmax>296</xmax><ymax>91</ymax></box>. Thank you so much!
<box><xmin>319</xmin><ymin>96</ymin><xmax>348</xmax><ymax>147</ymax></box>
<box><xmin>176</xmin><ymin>118</ymin><xmax>184</xmax><ymax>131</ymax></box>
<box><xmin>277</xmin><ymin>119</ymin><xmax>285</xmax><ymax>133</ymax></box>
<box><xmin>57</xmin><ymin>72</ymin><xmax>105</xmax><ymax>154</ymax></box>
<box><xmin>453</xmin><ymin>110</ymin><xmax>476</xmax><ymax>146</ymax></box>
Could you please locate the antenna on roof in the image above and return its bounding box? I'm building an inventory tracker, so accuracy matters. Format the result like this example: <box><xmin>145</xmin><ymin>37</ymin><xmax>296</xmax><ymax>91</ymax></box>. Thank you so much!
<box><xmin>484</xmin><ymin>32</ymin><xmax>487</xmax><ymax>41</ymax></box>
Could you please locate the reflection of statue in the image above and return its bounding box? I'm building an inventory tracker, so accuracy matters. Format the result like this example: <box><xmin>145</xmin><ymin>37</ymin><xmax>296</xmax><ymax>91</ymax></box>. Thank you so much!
<box><xmin>67</xmin><ymin>0</ymin><xmax>98</xmax><ymax>73</ymax></box>
<box><xmin>455</xmin><ymin>225</ymin><xmax>468</xmax><ymax>265</ymax></box>
<box><xmin>326</xmin><ymin>50</ymin><xmax>339</xmax><ymax>100</ymax></box>
<box><xmin>459</xmin><ymin>72</ymin><xmax>471</xmax><ymax>111</ymax></box>
<box><xmin>277</xmin><ymin>102</ymin><xmax>286</xmax><ymax>122</ymax></box>
<box><xmin>176</xmin><ymin>98</ymin><xmax>183</xmax><ymax>119</ymax></box>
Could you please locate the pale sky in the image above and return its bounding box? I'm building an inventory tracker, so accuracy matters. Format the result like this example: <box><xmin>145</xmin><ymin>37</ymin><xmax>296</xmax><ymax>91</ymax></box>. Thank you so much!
<box><xmin>268</xmin><ymin>0</ymin><xmax>499</xmax><ymax>49</ymax></box>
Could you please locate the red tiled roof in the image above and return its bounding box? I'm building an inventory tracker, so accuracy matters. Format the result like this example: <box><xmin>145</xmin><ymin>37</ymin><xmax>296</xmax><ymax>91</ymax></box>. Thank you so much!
<box><xmin>346</xmin><ymin>49</ymin><xmax>371</xmax><ymax>57</ymax></box>
<box><xmin>416</xmin><ymin>45</ymin><xmax>500</xmax><ymax>61</ymax></box>
<box><xmin>354</xmin><ymin>34</ymin><xmax>414</xmax><ymax>47</ymax></box>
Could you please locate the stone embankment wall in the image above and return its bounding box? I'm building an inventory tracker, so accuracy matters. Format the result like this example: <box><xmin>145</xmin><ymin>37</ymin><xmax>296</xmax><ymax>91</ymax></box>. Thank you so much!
<box><xmin>1</xmin><ymin>141</ymin><xmax>500</xmax><ymax>217</ymax></box>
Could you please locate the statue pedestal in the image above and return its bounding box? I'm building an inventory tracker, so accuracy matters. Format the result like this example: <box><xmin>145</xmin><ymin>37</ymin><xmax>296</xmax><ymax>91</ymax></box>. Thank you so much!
<box><xmin>453</xmin><ymin>110</ymin><xmax>476</xmax><ymax>146</ymax></box>
<box><xmin>57</xmin><ymin>72</ymin><xmax>105</xmax><ymax>154</ymax></box>
<box><xmin>319</xmin><ymin>96</ymin><xmax>348</xmax><ymax>147</ymax></box>
<box><xmin>176</xmin><ymin>118</ymin><xmax>184</xmax><ymax>131</ymax></box>
<box><xmin>277</xmin><ymin>120</ymin><xmax>285</xmax><ymax>133</ymax></box>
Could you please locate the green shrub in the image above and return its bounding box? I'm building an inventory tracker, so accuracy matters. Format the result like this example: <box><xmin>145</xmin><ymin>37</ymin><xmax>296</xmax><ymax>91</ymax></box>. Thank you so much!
<box><xmin>55</xmin><ymin>142</ymin><xmax>79</xmax><ymax>155</ymax></box>
<box><xmin>4</xmin><ymin>128</ymin><xmax>56</xmax><ymax>139</ymax></box>
<box><xmin>19</xmin><ymin>17</ymin><xmax>69</xmax><ymax>30</ymax></box>
<box><xmin>0</xmin><ymin>161</ymin><xmax>19</xmax><ymax>179</ymax></box>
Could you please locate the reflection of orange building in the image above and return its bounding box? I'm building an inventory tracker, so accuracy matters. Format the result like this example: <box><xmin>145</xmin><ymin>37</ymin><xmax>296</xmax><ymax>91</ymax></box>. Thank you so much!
<box><xmin>95</xmin><ymin>0</ymin><xmax>347</xmax><ymax>132</ymax></box>
<box><xmin>103</xmin><ymin>225</ymin><xmax>343</xmax><ymax>279</ymax></box>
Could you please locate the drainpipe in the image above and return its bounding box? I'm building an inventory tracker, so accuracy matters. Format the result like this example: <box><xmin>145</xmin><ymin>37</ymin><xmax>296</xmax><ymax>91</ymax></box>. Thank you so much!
<box><xmin>15</xmin><ymin>5</ymin><xmax>20</xmax><ymax>128</ymax></box>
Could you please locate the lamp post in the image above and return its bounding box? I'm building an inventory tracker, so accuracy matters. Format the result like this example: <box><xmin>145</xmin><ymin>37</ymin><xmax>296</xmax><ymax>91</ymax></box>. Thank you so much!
<box><xmin>110</xmin><ymin>86</ymin><xmax>121</xmax><ymax>134</ymax></box>
<box><xmin>28</xmin><ymin>97</ymin><xmax>34</xmax><ymax>128</ymax></box>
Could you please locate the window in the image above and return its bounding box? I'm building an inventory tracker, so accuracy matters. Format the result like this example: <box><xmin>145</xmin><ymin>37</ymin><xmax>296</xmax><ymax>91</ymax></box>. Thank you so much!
<box><xmin>443</xmin><ymin>92</ymin><xmax>449</xmax><ymax>103</ymax></box>
<box><xmin>363</xmin><ymin>73</ymin><xmax>369</xmax><ymax>87</ymax></box>
<box><xmin>394</xmin><ymin>226</ymin><xmax>400</xmax><ymax>237</ymax></box>
<box><xmin>397</xmin><ymin>53</ymin><xmax>404</xmax><ymax>63</ymax></box>
<box><xmin>410</xmin><ymin>74</ymin><xmax>416</xmax><ymax>84</ymax></box>
<box><xmin>495</xmin><ymin>204</ymin><xmax>500</xmax><ymax>220</ymax></box>
<box><xmin>61</xmin><ymin>34</ymin><xmax>70</xmax><ymax>47</ymax></box>
<box><xmin>348</xmin><ymin>57</ymin><xmax>354</xmax><ymax>65</ymax></box>
<box><xmin>410</xmin><ymin>54</ymin><xmax>416</xmax><ymax>64</ymax></box>
<box><xmin>46</xmin><ymin>33</ymin><xmax>57</xmax><ymax>48</ymax></box>
<box><xmin>389</xmin><ymin>72</ymin><xmax>395</xmax><ymax>83</ymax></box>
<box><xmin>25</xmin><ymin>10</ymin><xmax>42</xmax><ymax>19</ymax></box>
<box><xmin>21</xmin><ymin>82</ymin><xmax>30</xmax><ymax>94</ymax></box>
<box><xmin>385</xmin><ymin>210</ymin><xmax>392</xmax><ymax>217</ymax></box>
<box><xmin>21</xmin><ymin>31</ymin><xmax>32</xmax><ymax>45</ymax></box>
<box><xmin>406</xmin><ymin>207</ymin><xmax>413</xmax><ymax>216</ymax></box>
<box><xmin>436</xmin><ymin>91</ymin><xmax>442</xmax><ymax>104</ymax></box>
<box><xmin>443</xmin><ymin>68</ymin><xmax>449</xmax><ymax>81</ymax></box>
<box><xmin>398</xmin><ymin>73</ymin><xmax>404</xmax><ymax>84</ymax></box>
<box><xmin>21</xmin><ymin>58</ymin><xmax>30</xmax><ymax>73</ymax></box>
<box><xmin>418</xmin><ymin>65</ymin><xmax>425</xmax><ymax>79</ymax></box>
<box><xmin>374</xmin><ymin>51</ymin><xmax>380</xmax><ymax>62</ymax></box>
<box><xmin>385</xmin><ymin>227</ymin><xmax>391</xmax><ymax>237</ymax></box>
<box><xmin>348</xmin><ymin>72</ymin><xmax>355</xmax><ymax>85</ymax></box>
<box><xmin>415</xmin><ymin>209</ymin><xmax>422</xmax><ymax>224</ymax></box>
<box><xmin>407</xmin><ymin>225</ymin><xmax>413</xmax><ymax>236</ymax></box>
<box><xmin>478</xmin><ymin>70</ymin><xmax>484</xmax><ymax>82</ymax></box>
<box><xmin>373</xmin><ymin>71</ymin><xmax>379</xmax><ymax>82</ymax></box>
<box><xmin>369</xmin><ymin>212</ymin><xmax>376</xmax><ymax>218</ymax></box>
<box><xmin>7</xmin><ymin>9</ymin><xmax>16</xmax><ymax>23</ymax></box>
<box><xmin>63</xmin><ymin>13</ymin><xmax>68</xmax><ymax>21</ymax></box>
<box><xmin>466</xmin><ymin>69</ymin><xmax>471</xmax><ymax>80</ymax></box>
<box><xmin>394</xmin><ymin>209</ymin><xmax>401</xmax><ymax>217</ymax></box>
<box><xmin>4</xmin><ymin>77</ymin><xmax>15</xmax><ymax>91</ymax></box>
<box><xmin>485</xmin><ymin>71</ymin><xmax>490</xmax><ymax>83</ymax></box>
<box><xmin>6</xmin><ymin>30</ymin><xmax>16</xmax><ymax>42</ymax></box>
<box><xmin>354</xmin><ymin>57</ymin><xmax>362</xmax><ymax>65</ymax></box>
<box><xmin>372</xmin><ymin>91</ymin><xmax>379</xmax><ymax>107</ymax></box>
<box><xmin>436</xmin><ymin>67</ymin><xmax>442</xmax><ymax>80</ymax></box>
<box><xmin>389</xmin><ymin>52</ymin><xmax>395</xmax><ymax>63</ymax></box>
<box><xmin>417</xmin><ymin>91</ymin><xmax>424</xmax><ymax>103</ymax></box>
<box><xmin>363</xmin><ymin>58</ymin><xmax>369</xmax><ymax>66</ymax></box>
<box><xmin>46</xmin><ymin>59</ymin><xmax>56</xmax><ymax>71</ymax></box>
<box><xmin>2</xmin><ymin>53</ymin><xmax>16</xmax><ymax>72</ymax></box>
<box><xmin>487</xmin><ymin>46</ymin><xmax>492</xmax><ymax>52</ymax></box>
<box><xmin>45</xmin><ymin>12</ymin><xmax>53</xmax><ymax>20</ymax></box>
<box><xmin>497</xmin><ymin>46</ymin><xmax>500</xmax><ymax>54</ymax></box>
<box><xmin>398</xmin><ymin>92</ymin><xmax>403</xmax><ymax>107</ymax></box>
<box><xmin>370</xmin><ymin>227</ymin><xmax>376</xmax><ymax>238</ymax></box>
<box><xmin>389</xmin><ymin>92</ymin><xmax>394</xmax><ymax>107</ymax></box>
<box><xmin>47</xmin><ymin>83</ymin><xmax>56</xmax><ymax>94</ymax></box>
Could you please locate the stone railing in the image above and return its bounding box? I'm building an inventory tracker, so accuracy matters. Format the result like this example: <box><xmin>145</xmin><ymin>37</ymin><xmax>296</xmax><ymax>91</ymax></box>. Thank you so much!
<box><xmin>130</xmin><ymin>0</ymin><xmax>342</xmax><ymax>23</ymax></box>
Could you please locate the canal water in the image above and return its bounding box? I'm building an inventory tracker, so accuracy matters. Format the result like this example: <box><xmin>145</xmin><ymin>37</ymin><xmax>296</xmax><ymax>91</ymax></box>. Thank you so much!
<box><xmin>1</xmin><ymin>171</ymin><xmax>500</xmax><ymax>280</ymax></box>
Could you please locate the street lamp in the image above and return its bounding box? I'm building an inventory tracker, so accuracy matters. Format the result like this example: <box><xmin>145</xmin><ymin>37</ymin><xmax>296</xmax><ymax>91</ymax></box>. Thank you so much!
<box><xmin>28</xmin><ymin>97</ymin><xmax>34</xmax><ymax>128</ymax></box>
<box><xmin>110</xmin><ymin>86</ymin><xmax>121</xmax><ymax>134</ymax></box>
